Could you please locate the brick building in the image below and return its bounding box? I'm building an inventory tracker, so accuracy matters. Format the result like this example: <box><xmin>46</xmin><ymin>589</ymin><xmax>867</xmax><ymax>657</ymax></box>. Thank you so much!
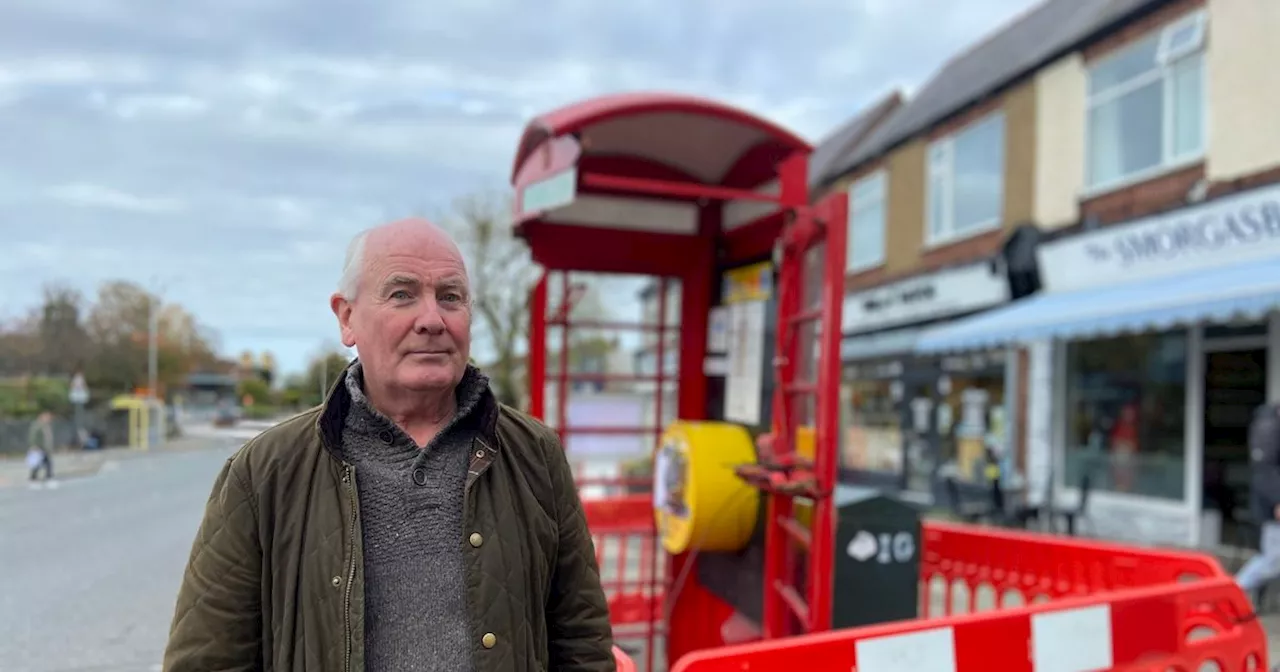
<box><xmin>907</xmin><ymin>0</ymin><xmax>1280</xmax><ymax>547</ymax></box>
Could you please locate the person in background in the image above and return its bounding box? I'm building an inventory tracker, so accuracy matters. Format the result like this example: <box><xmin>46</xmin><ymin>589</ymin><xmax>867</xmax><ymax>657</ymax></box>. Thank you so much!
<box><xmin>163</xmin><ymin>217</ymin><xmax>615</xmax><ymax>672</ymax></box>
<box><xmin>1109</xmin><ymin>401</ymin><xmax>1140</xmax><ymax>493</ymax></box>
<box><xmin>26</xmin><ymin>410</ymin><xmax>56</xmax><ymax>487</ymax></box>
<box><xmin>1235</xmin><ymin>403</ymin><xmax>1280</xmax><ymax>597</ymax></box>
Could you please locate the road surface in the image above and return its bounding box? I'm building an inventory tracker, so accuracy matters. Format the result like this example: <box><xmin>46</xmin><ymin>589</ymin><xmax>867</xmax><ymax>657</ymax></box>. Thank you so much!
<box><xmin>0</xmin><ymin>436</ymin><xmax>244</xmax><ymax>672</ymax></box>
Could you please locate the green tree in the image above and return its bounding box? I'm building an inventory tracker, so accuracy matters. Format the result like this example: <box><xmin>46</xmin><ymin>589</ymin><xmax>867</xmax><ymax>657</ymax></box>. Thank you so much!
<box><xmin>0</xmin><ymin>315</ymin><xmax>41</xmax><ymax>377</ymax></box>
<box><xmin>237</xmin><ymin>377</ymin><xmax>273</xmax><ymax>407</ymax></box>
<box><xmin>82</xmin><ymin>280</ymin><xmax>221</xmax><ymax>398</ymax></box>
<box><xmin>83</xmin><ymin>280</ymin><xmax>153</xmax><ymax>394</ymax></box>
<box><xmin>36</xmin><ymin>283</ymin><xmax>91</xmax><ymax>376</ymax></box>
<box><xmin>281</xmin><ymin>349</ymin><xmax>353</xmax><ymax>409</ymax></box>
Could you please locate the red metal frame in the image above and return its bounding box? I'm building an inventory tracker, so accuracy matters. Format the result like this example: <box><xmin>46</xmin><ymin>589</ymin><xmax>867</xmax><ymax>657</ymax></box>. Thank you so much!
<box><xmin>528</xmin><ymin>273</ymin><xmax>548</xmax><ymax>419</ymax></box>
<box><xmin>739</xmin><ymin>192</ymin><xmax>847</xmax><ymax>639</ymax></box>
<box><xmin>536</xmin><ymin>268</ymin><xmax>679</xmax><ymax>672</ymax></box>
<box><xmin>510</xmin><ymin>92</ymin><xmax>809</xmax><ymax>182</ymax></box>
<box><xmin>578</xmin><ymin>173</ymin><xmax>800</xmax><ymax>205</ymax></box>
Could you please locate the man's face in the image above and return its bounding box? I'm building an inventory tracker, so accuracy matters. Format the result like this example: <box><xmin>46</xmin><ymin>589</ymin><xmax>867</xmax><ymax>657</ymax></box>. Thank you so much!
<box><xmin>332</xmin><ymin>225</ymin><xmax>472</xmax><ymax>394</ymax></box>
<box><xmin>38</xmin><ymin>412</ymin><xmax>51</xmax><ymax>424</ymax></box>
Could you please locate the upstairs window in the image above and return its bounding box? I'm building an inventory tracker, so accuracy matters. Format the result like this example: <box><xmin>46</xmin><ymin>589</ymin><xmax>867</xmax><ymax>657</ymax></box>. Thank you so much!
<box><xmin>847</xmin><ymin>171</ymin><xmax>887</xmax><ymax>271</ymax></box>
<box><xmin>1086</xmin><ymin>10</ymin><xmax>1207</xmax><ymax>191</ymax></box>
<box><xmin>926</xmin><ymin>112</ymin><xmax>1005</xmax><ymax>245</ymax></box>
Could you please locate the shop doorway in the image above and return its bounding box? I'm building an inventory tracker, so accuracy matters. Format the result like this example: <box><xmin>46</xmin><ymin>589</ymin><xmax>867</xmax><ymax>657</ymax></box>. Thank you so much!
<box><xmin>1202</xmin><ymin>345</ymin><xmax>1268</xmax><ymax>547</ymax></box>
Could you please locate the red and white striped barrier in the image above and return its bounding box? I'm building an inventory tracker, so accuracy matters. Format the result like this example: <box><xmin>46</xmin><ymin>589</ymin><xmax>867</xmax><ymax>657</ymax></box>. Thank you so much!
<box><xmin>671</xmin><ymin>578</ymin><xmax>1266</xmax><ymax>672</ymax></box>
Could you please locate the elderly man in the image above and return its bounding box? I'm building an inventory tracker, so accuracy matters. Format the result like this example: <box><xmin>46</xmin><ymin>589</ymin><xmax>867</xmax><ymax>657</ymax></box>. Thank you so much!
<box><xmin>164</xmin><ymin>218</ymin><xmax>615</xmax><ymax>672</ymax></box>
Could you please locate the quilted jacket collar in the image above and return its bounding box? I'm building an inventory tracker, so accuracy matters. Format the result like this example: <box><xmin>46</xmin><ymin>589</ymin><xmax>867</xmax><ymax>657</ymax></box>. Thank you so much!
<box><xmin>313</xmin><ymin>359</ymin><xmax>502</xmax><ymax>461</ymax></box>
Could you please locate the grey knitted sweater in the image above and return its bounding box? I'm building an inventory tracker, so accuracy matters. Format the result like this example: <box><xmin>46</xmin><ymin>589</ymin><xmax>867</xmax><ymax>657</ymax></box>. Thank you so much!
<box><xmin>340</xmin><ymin>362</ymin><xmax>488</xmax><ymax>672</ymax></box>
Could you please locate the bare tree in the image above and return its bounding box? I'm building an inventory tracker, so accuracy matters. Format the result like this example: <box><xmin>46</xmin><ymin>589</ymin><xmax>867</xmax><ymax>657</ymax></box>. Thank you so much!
<box><xmin>440</xmin><ymin>191</ymin><xmax>542</xmax><ymax>407</ymax></box>
<box><xmin>399</xmin><ymin>191</ymin><xmax>623</xmax><ymax>408</ymax></box>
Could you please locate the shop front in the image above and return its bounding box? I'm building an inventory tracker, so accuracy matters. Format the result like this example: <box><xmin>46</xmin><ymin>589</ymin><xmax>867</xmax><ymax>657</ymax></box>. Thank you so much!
<box><xmin>915</xmin><ymin>182</ymin><xmax>1280</xmax><ymax>547</ymax></box>
<box><xmin>839</xmin><ymin>258</ymin><xmax>1024</xmax><ymax>502</ymax></box>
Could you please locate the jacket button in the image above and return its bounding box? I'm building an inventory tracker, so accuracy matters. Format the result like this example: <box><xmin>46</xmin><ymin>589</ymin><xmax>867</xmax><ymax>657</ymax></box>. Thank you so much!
<box><xmin>378</xmin><ymin>430</ymin><xmax>394</xmax><ymax>444</ymax></box>
<box><xmin>412</xmin><ymin>468</ymin><xmax>428</xmax><ymax>486</ymax></box>
<box><xmin>469</xmin><ymin>532</ymin><xmax>483</xmax><ymax>548</ymax></box>
<box><xmin>481</xmin><ymin>632</ymin><xmax>497</xmax><ymax>649</ymax></box>
<box><xmin>331</xmin><ymin>576</ymin><xmax>341</xmax><ymax>588</ymax></box>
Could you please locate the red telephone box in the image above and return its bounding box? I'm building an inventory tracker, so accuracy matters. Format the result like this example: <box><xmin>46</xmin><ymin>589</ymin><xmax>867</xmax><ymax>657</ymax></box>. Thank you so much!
<box><xmin>511</xmin><ymin>92</ymin><xmax>849</xmax><ymax>665</ymax></box>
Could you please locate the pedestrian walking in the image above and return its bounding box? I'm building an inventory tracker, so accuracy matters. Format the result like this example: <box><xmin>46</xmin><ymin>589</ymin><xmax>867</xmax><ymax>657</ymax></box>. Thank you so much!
<box><xmin>163</xmin><ymin>218</ymin><xmax>615</xmax><ymax>672</ymax></box>
<box><xmin>1235</xmin><ymin>403</ymin><xmax>1280</xmax><ymax>597</ymax></box>
<box><xmin>26</xmin><ymin>411</ymin><xmax>56</xmax><ymax>485</ymax></box>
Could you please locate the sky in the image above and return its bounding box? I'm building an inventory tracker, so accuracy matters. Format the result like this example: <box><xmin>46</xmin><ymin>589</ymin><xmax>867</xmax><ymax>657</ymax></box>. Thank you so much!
<box><xmin>0</xmin><ymin>0</ymin><xmax>1042</xmax><ymax>376</ymax></box>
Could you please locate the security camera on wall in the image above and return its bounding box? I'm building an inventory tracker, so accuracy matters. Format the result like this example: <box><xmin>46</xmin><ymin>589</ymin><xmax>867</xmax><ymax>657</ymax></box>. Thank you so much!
<box><xmin>1186</xmin><ymin>178</ymin><xmax>1209</xmax><ymax>204</ymax></box>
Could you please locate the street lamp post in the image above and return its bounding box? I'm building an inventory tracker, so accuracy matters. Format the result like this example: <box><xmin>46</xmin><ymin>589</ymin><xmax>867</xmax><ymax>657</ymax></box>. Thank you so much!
<box><xmin>146</xmin><ymin>275</ymin><xmax>181</xmax><ymax>400</ymax></box>
<box><xmin>148</xmin><ymin>301</ymin><xmax>159</xmax><ymax>400</ymax></box>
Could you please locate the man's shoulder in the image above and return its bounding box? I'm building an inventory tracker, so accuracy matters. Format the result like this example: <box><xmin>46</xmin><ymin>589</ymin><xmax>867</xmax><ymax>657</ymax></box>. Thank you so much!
<box><xmin>227</xmin><ymin>406</ymin><xmax>326</xmax><ymax>478</ymax></box>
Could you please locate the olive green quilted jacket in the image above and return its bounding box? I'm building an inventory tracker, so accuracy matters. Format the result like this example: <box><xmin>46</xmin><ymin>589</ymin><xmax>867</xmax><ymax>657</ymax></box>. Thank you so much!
<box><xmin>162</xmin><ymin>375</ymin><xmax>615</xmax><ymax>672</ymax></box>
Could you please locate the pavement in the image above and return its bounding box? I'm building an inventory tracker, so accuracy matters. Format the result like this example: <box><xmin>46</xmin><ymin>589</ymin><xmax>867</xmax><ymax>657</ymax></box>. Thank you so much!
<box><xmin>0</xmin><ymin>418</ymin><xmax>284</xmax><ymax>489</ymax></box>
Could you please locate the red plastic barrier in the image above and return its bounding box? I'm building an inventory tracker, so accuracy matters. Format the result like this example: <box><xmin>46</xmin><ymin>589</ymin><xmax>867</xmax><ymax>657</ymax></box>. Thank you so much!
<box><xmin>670</xmin><ymin>576</ymin><xmax>1266</xmax><ymax>671</ymax></box>
<box><xmin>577</xmin><ymin>474</ymin><xmax>1264</xmax><ymax>671</ymax></box>
<box><xmin>919</xmin><ymin>520</ymin><xmax>1226</xmax><ymax>617</ymax></box>
<box><xmin>580</xmin><ymin>478</ymin><xmax>663</xmax><ymax>671</ymax></box>
<box><xmin>614</xmin><ymin>645</ymin><xmax>638</xmax><ymax>672</ymax></box>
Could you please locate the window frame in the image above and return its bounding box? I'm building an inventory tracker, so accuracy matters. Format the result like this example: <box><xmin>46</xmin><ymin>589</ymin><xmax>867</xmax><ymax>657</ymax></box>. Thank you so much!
<box><xmin>1083</xmin><ymin>9</ymin><xmax>1208</xmax><ymax>194</ymax></box>
<box><xmin>846</xmin><ymin>169</ymin><xmax>888</xmax><ymax>272</ymax></box>
<box><xmin>924</xmin><ymin>111</ymin><xmax>1006</xmax><ymax>247</ymax></box>
<box><xmin>1060</xmin><ymin>330</ymin><xmax>1190</xmax><ymax>502</ymax></box>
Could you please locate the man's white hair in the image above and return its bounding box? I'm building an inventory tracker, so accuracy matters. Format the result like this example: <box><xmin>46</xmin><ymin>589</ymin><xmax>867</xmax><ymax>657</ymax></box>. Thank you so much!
<box><xmin>337</xmin><ymin>229</ymin><xmax>370</xmax><ymax>299</ymax></box>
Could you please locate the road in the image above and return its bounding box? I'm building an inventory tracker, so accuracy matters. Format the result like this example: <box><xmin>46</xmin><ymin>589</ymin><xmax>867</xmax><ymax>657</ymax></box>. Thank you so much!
<box><xmin>0</xmin><ymin>436</ymin><xmax>244</xmax><ymax>672</ymax></box>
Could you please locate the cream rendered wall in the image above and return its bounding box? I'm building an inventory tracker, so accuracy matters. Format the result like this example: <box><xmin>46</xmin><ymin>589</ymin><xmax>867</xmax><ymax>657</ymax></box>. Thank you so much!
<box><xmin>1205</xmin><ymin>0</ymin><xmax>1280</xmax><ymax>181</ymax></box>
<box><xmin>1032</xmin><ymin>54</ymin><xmax>1087</xmax><ymax>230</ymax></box>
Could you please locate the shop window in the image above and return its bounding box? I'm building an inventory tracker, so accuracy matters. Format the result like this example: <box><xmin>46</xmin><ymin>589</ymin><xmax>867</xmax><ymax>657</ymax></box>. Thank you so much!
<box><xmin>1064</xmin><ymin>331</ymin><xmax>1188</xmax><ymax>500</ymax></box>
<box><xmin>1085</xmin><ymin>10</ymin><xmax>1206</xmax><ymax>192</ymax></box>
<box><xmin>936</xmin><ymin>369</ymin><xmax>1008</xmax><ymax>485</ymax></box>
<box><xmin>846</xmin><ymin>171</ymin><xmax>887</xmax><ymax>271</ymax></box>
<box><xmin>840</xmin><ymin>377</ymin><xmax>904</xmax><ymax>475</ymax></box>
<box><xmin>926</xmin><ymin>112</ymin><xmax>1005</xmax><ymax>245</ymax></box>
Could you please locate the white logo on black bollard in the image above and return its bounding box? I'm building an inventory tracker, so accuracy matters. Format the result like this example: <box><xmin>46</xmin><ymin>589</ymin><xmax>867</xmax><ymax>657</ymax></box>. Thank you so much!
<box><xmin>847</xmin><ymin>530</ymin><xmax>915</xmax><ymax>564</ymax></box>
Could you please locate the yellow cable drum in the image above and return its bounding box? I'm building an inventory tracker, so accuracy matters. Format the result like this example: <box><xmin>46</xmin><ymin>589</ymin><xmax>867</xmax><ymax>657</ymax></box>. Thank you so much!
<box><xmin>653</xmin><ymin>420</ymin><xmax>761</xmax><ymax>555</ymax></box>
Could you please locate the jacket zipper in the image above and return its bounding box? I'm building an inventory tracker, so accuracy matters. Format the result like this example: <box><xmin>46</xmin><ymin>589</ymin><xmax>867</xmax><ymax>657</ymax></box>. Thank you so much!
<box><xmin>342</xmin><ymin>464</ymin><xmax>357</xmax><ymax>672</ymax></box>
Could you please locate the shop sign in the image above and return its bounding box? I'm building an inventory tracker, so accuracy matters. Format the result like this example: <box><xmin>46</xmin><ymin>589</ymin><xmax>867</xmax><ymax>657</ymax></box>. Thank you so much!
<box><xmin>1039</xmin><ymin>183</ymin><xmax>1280</xmax><ymax>293</ymax></box>
<box><xmin>841</xmin><ymin>260</ymin><xmax>1011</xmax><ymax>334</ymax></box>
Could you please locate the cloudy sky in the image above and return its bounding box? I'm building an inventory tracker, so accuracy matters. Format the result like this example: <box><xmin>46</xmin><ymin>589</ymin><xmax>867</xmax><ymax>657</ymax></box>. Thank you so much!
<box><xmin>0</xmin><ymin>0</ymin><xmax>1040</xmax><ymax>375</ymax></box>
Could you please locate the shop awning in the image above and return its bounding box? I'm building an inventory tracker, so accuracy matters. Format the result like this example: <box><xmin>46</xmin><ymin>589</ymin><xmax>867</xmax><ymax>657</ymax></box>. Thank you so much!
<box><xmin>841</xmin><ymin>325</ymin><xmax>925</xmax><ymax>361</ymax></box>
<box><xmin>914</xmin><ymin>255</ymin><xmax>1280</xmax><ymax>353</ymax></box>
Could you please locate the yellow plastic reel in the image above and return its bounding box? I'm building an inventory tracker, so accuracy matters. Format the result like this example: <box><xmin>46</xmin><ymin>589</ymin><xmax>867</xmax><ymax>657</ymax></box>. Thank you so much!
<box><xmin>653</xmin><ymin>420</ymin><xmax>761</xmax><ymax>555</ymax></box>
